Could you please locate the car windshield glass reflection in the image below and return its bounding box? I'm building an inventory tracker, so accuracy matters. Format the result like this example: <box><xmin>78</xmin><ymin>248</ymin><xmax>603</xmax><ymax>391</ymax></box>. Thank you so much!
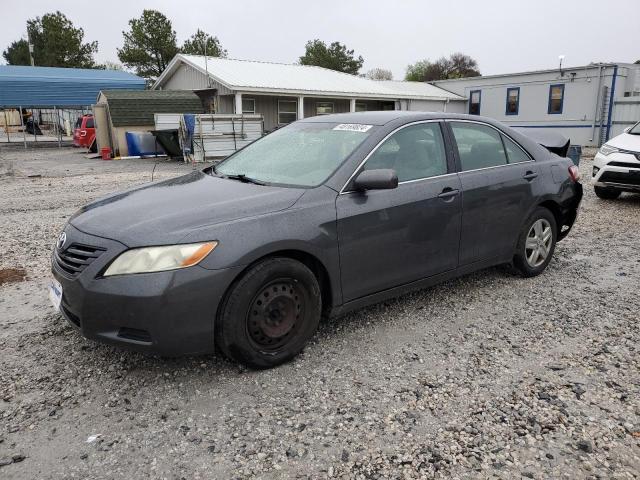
<box><xmin>217</xmin><ymin>122</ymin><xmax>374</xmax><ymax>187</ymax></box>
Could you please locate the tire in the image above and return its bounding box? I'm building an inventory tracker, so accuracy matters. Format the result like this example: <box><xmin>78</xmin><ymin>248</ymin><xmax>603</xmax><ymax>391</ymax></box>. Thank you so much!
<box><xmin>215</xmin><ymin>257</ymin><xmax>321</xmax><ymax>369</ymax></box>
<box><xmin>594</xmin><ymin>186</ymin><xmax>621</xmax><ymax>200</ymax></box>
<box><xmin>512</xmin><ymin>207</ymin><xmax>557</xmax><ymax>277</ymax></box>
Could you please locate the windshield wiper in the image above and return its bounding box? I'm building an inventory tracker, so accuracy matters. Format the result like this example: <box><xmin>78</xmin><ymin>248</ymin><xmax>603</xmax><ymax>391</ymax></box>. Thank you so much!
<box><xmin>224</xmin><ymin>173</ymin><xmax>267</xmax><ymax>185</ymax></box>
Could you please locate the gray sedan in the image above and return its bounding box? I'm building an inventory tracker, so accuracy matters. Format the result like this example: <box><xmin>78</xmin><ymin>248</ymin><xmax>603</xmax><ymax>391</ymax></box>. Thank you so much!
<box><xmin>51</xmin><ymin>112</ymin><xmax>582</xmax><ymax>368</ymax></box>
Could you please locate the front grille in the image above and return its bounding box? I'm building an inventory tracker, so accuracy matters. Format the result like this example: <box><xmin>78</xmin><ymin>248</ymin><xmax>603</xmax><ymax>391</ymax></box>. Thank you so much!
<box><xmin>600</xmin><ymin>171</ymin><xmax>640</xmax><ymax>186</ymax></box>
<box><xmin>607</xmin><ymin>161</ymin><xmax>640</xmax><ymax>168</ymax></box>
<box><xmin>55</xmin><ymin>243</ymin><xmax>106</xmax><ymax>276</ymax></box>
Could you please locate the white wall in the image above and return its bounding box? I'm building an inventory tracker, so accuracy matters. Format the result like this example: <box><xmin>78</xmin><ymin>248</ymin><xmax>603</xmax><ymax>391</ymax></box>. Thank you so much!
<box><xmin>434</xmin><ymin>65</ymin><xmax>639</xmax><ymax>146</ymax></box>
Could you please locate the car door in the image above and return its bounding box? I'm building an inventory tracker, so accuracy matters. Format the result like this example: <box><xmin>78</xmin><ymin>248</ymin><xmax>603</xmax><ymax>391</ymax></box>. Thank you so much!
<box><xmin>336</xmin><ymin>121</ymin><xmax>463</xmax><ymax>302</ymax></box>
<box><xmin>447</xmin><ymin>121</ymin><xmax>537</xmax><ymax>266</ymax></box>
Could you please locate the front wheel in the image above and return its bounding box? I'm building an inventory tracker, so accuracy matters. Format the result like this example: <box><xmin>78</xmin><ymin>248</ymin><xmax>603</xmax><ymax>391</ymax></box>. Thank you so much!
<box><xmin>216</xmin><ymin>257</ymin><xmax>321</xmax><ymax>369</ymax></box>
<box><xmin>594</xmin><ymin>186</ymin><xmax>621</xmax><ymax>200</ymax></box>
<box><xmin>512</xmin><ymin>207</ymin><xmax>557</xmax><ymax>277</ymax></box>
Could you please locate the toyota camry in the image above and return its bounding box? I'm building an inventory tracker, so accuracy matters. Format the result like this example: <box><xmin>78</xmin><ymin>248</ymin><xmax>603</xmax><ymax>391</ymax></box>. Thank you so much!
<box><xmin>50</xmin><ymin>112</ymin><xmax>583</xmax><ymax>368</ymax></box>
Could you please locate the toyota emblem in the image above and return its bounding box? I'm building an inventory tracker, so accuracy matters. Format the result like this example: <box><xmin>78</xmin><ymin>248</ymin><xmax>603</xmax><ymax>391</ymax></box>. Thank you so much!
<box><xmin>57</xmin><ymin>232</ymin><xmax>67</xmax><ymax>250</ymax></box>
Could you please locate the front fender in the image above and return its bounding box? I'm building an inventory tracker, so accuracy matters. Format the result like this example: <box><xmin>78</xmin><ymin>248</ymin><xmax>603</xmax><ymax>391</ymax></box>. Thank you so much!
<box><xmin>180</xmin><ymin>187</ymin><xmax>342</xmax><ymax>306</ymax></box>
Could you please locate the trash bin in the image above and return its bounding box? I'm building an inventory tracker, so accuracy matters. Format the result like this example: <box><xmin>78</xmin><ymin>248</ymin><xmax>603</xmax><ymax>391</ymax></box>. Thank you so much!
<box><xmin>150</xmin><ymin>129</ymin><xmax>183</xmax><ymax>159</ymax></box>
<box><xmin>567</xmin><ymin>145</ymin><xmax>581</xmax><ymax>166</ymax></box>
<box><xmin>100</xmin><ymin>147</ymin><xmax>112</xmax><ymax>160</ymax></box>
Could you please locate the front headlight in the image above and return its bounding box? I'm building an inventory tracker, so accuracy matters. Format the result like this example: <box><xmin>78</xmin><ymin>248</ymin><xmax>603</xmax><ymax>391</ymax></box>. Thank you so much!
<box><xmin>103</xmin><ymin>242</ymin><xmax>218</xmax><ymax>276</ymax></box>
<box><xmin>599</xmin><ymin>144</ymin><xmax>619</xmax><ymax>156</ymax></box>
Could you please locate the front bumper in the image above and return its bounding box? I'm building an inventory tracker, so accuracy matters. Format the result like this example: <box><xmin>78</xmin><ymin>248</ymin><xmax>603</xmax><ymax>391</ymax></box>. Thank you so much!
<box><xmin>592</xmin><ymin>151</ymin><xmax>640</xmax><ymax>192</ymax></box>
<box><xmin>51</xmin><ymin>224</ymin><xmax>243</xmax><ymax>356</ymax></box>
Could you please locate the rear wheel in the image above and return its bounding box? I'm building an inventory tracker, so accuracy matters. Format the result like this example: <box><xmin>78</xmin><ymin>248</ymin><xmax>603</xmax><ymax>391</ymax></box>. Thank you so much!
<box><xmin>594</xmin><ymin>186</ymin><xmax>621</xmax><ymax>200</ymax></box>
<box><xmin>216</xmin><ymin>257</ymin><xmax>321</xmax><ymax>369</ymax></box>
<box><xmin>513</xmin><ymin>207</ymin><xmax>557</xmax><ymax>277</ymax></box>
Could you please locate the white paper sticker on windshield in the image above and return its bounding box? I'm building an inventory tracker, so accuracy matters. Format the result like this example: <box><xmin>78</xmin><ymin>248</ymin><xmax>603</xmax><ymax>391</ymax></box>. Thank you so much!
<box><xmin>333</xmin><ymin>123</ymin><xmax>373</xmax><ymax>132</ymax></box>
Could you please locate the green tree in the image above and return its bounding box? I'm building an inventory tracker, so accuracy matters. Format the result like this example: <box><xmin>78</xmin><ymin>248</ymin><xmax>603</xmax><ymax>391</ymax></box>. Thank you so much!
<box><xmin>299</xmin><ymin>40</ymin><xmax>364</xmax><ymax>75</ymax></box>
<box><xmin>2</xmin><ymin>11</ymin><xmax>97</xmax><ymax>67</ymax></box>
<box><xmin>366</xmin><ymin>68</ymin><xmax>393</xmax><ymax>80</ymax></box>
<box><xmin>2</xmin><ymin>39</ymin><xmax>30</xmax><ymax>65</ymax></box>
<box><xmin>117</xmin><ymin>10</ymin><xmax>179</xmax><ymax>80</ymax></box>
<box><xmin>405</xmin><ymin>53</ymin><xmax>480</xmax><ymax>82</ymax></box>
<box><xmin>182</xmin><ymin>29</ymin><xmax>227</xmax><ymax>57</ymax></box>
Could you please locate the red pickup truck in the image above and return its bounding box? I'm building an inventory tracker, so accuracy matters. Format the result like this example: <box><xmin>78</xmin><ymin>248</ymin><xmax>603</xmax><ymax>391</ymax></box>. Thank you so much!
<box><xmin>73</xmin><ymin>114</ymin><xmax>96</xmax><ymax>149</ymax></box>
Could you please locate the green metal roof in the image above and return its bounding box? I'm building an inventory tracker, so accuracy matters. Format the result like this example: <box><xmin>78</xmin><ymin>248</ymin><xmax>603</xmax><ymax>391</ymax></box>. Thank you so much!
<box><xmin>100</xmin><ymin>90</ymin><xmax>204</xmax><ymax>127</ymax></box>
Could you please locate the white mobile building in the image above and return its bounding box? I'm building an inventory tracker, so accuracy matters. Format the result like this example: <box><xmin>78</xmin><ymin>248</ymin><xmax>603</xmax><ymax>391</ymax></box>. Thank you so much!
<box><xmin>433</xmin><ymin>63</ymin><xmax>640</xmax><ymax>147</ymax></box>
<box><xmin>153</xmin><ymin>55</ymin><xmax>465</xmax><ymax>132</ymax></box>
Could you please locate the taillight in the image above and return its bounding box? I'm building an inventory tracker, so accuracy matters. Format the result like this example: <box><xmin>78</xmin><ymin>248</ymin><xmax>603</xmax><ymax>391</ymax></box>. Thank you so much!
<box><xmin>80</xmin><ymin>130</ymin><xmax>86</xmax><ymax>137</ymax></box>
<box><xmin>568</xmin><ymin>165</ymin><xmax>580</xmax><ymax>182</ymax></box>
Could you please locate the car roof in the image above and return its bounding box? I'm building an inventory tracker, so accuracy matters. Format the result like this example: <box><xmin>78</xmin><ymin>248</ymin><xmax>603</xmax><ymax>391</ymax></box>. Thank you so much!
<box><xmin>299</xmin><ymin>111</ymin><xmax>500</xmax><ymax>126</ymax></box>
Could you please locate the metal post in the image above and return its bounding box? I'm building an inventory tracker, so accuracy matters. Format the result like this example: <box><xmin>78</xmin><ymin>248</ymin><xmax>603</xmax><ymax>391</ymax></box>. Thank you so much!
<box><xmin>3</xmin><ymin>109</ymin><xmax>9</xmax><ymax>143</ymax></box>
<box><xmin>54</xmin><ymin>107</ymin><xmax>58</xmax><ymax>147</ymax></box>
<box><xmin>19</xmin><ymin>106</ymin><xmax>26</xmax><ymax>148</ymax></box>
<box><xmin>56</xmin><ymin>107</ymin><xmax>61</xmax><ymax>147</ymax></box>
<box><xmin>33</xmin><ymin>109</ymin><xmax>37</xmax><ymax>143</ymax></box>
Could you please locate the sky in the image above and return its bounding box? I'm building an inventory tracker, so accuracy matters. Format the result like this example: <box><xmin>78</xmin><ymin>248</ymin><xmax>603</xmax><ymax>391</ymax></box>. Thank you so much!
<box><xmin>1</xmin><ymin>0</ymin><xmax>638</xmax><ymax>79</ymax></box>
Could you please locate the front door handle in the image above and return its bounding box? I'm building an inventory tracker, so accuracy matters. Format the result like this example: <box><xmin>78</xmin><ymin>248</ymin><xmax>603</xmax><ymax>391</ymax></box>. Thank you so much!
<box><xmin>523</xmin><ymin>171</ymin><xmax>538</xmax><ymax>181</ymax></box>
<box><xmin>437</xmin><ymin>187</ymin><xmax>460</xmax><ymax>200</ymax></box>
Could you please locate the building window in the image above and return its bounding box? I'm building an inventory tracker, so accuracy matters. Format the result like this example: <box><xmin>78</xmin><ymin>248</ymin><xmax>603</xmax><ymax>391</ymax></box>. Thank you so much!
<box><xmin>469</xmin><ymin>90</ymin><xmax>481</xmax><ymax>115</ymax></box>
<box><xmin>242</xmin><ymin>98</ymin><xmax>255</xmax><ymax>114</ymax></box>
<box><xmin>548</xmin><ymin>84</ymin><xmax>565</xmax><ymax>114</ymax></box>
<box><xmin>278</xmin><ymin>100</ymin><xmax>297</xmax><ymax>124</ymax></box>
<box><xmin>355</xmin><ymin>102</ymin><xmax>367</xmax><ymax>112</ymax></box>
<box><xmin>505</xmin><ymin>87</ymin><xmax>520</xmax><ymax>115</ymax></box>
<box><xmin>316</xmin><ymin>102</ymin><xmax>334</xmax><ymax>115</ymax></box>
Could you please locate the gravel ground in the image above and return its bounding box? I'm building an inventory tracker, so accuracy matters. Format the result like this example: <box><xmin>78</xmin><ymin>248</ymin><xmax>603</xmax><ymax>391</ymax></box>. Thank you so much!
<box><xmin>0</xmin><ymin>146</ymin><xmax>638</xmax><ymax>479</ymax></box>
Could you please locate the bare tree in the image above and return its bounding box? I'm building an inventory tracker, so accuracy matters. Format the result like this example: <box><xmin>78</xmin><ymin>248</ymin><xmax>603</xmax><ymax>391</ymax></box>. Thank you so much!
<box><xmin>366</xmin><ymin>68</ymin><xmax>393</xmax><ymax>81</ymax></box>
<box><xmin>405</xmin><ymin>53</ymin><xmax>480</xmax><ymax>82</ymax></box>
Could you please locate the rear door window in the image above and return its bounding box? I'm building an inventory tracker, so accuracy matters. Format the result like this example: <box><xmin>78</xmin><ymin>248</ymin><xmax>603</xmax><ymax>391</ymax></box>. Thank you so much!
<box><xmin>502</xmin><ymin>135</ymin><xmax>530</xmax><ymax>163</ymax></box>
<box><xmin>450</xmin><ymin>122</ymin><xmax>507</xmax><ymax>171</ymax></box>
<box><xmin>85</xmin><ymin>117</ymin><xmax>94</xmax><ymax>128</ymax></box>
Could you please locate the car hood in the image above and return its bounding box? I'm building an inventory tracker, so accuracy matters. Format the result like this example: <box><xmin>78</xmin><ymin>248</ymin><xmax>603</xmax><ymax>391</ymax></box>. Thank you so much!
<box><xmin>70</xmin><ymin>171</ymin><xmax>305</xmax><ymax>246</ymax></box>
<box><xmin>607</xmin><ymin>132</ymin><xmax>640</xmax><ymax>151</ymax></box>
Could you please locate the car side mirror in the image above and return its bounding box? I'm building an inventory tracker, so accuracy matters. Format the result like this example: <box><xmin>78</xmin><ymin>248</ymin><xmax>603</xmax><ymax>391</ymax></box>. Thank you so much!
<box><xmin>352</xmin><ymin>169</ymin><xmax>398</xmax><ymax>191</ymax></box>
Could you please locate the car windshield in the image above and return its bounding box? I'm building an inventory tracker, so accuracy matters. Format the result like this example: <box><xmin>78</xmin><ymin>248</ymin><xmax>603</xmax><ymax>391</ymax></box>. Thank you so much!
<box><xmin>629</xmin><ymin>122</ymin><xmax>640</xmax><ymax>135</ymax></box>
<box><xmin>216</xmin><ymin>122</ymin><xmax>375</xmax><ymax>187</ymax></box>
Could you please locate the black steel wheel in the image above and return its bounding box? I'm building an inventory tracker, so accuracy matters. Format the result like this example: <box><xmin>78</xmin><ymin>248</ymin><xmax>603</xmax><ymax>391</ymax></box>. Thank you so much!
<box><xmin>246</xmin><ymin>280</ymin><xmax>304</xmax><ymax>351</ymax></box>
<box><xmin>216</xmin><ymin>258</ymin><xmax>321</xmax><ymax>369</ymax></box>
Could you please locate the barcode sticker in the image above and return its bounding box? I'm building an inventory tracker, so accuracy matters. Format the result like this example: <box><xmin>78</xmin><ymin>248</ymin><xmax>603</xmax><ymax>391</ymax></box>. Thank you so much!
<box><xmin>333</xmin><ymin>124</ymin><xmax>373</xmax><ymax>132</ymax></box>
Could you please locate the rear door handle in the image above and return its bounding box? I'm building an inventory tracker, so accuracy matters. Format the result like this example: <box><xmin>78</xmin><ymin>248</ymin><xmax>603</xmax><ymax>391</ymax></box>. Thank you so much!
<box><xmin>523</xmin><ymin>171</ymin><xmax>538</xmax><ymax>181</ymax></box>
<box><xmin>437</xmin><ymin>187</ymin><xmax>460</xmax><ymax>200</ymax></box>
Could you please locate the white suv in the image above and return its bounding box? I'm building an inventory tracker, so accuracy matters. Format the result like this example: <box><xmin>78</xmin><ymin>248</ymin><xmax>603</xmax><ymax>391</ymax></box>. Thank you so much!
<box><xmin>593</xmin><ymin>121</ymin><xmax>640</xmax><ymax>199</ymax></box>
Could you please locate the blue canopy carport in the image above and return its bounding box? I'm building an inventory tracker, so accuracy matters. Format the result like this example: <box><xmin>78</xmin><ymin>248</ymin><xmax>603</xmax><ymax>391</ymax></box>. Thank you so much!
<box><xmin>0</xmin><ymin>65</ymin><xmax>144</xmax><ymax>147</ymax></box>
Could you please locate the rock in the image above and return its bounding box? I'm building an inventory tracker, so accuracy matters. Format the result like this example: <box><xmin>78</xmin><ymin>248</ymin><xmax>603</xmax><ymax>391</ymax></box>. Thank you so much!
<box><xmin>577</xmin><ymin>440</ymin><xmax>593</xmax><ymax>453</ymax></box>
<box><xmin>0</xmin><ymin>458</ymin><xmax>13</xmax><ymax>467</ymax></box>
<box><xmin>341</xmin><ymin>449</ymin><xmax>349</xmax><ymax>462</ymax></box>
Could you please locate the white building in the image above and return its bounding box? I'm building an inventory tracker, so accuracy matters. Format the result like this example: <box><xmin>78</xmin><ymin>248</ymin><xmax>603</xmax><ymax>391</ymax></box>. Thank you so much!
<box><xmin>433</xmin><ymin>63</ymin><xmax>640</xmax><ymax>146</ymax></box>
<box><xmin>153</xmin><ymin>55</ymin><xmax>465</xmax><ymax>132</ymax></box>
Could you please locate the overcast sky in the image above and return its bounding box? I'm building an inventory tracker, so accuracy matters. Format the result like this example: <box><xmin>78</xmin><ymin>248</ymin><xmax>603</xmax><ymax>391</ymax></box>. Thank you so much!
<box><xmin>1</xmin><ymin>0</ymin><xmax>638</xmax><ymax>78</ymax></box>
